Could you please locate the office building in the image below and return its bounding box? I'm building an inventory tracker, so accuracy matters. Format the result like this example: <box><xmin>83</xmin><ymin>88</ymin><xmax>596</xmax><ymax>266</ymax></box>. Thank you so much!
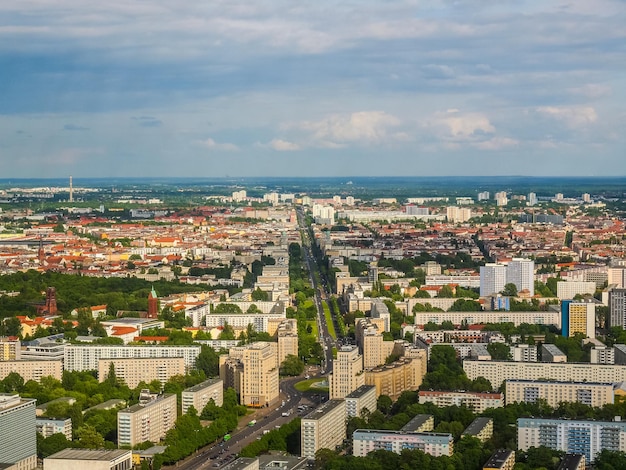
<box><xmin>483</xmin><ymin>449</ymin><xmax>515</xmax><ymax>470</ymax></box>
<box><xmin>505</xmin><ymin>380</ymin><xmax>615</xmax><ymax>407</ymax></box>
<box><xmin>0</xmin><ymin>337</ymin><xmax>20</xmax><ymax>361</ymax></box>
<box><xmin>117</xmin><ymin>390</ymin><xmax>177</xmax><ymax>447</ymax></box>
<box><xmin>480</xmin><ymin>264</ymin><xmax>507</xmax><ymax>297</ymax></box>
<box><xmin>0</xmin><ymin>393</ymin><xmax>37</xmax><ymax>470</ymax></box>
<box><xmin>462</xmin><ymin>417</ymin><xmax>493</xmax><ymax>442</ymax></box>
<box><xmin>464</xmin><ymin>360</ymin><xmax>626</xmax><ymax>389</ymax></box>
<box><xmin>345</xmin><ymin>385</ymin><xmax>377</xmax><ymax>418</ymax></box>
<box><xmin>418</xmin><ymin>390</ymin><xmax>504</xmax><ymax>413</ymax></box>
<box><xmin>561</xmin><ymin>300</ymin><xmax>596</xmax><ymax>338</ymax></box>
<box><xmin>609</xmin><ymin>289</ymin><xmax>626</xmax><ymax>329</ymax></box>
<box><xmin>517</xmin><ymin>417</ymin><xmax>626</xmax><ymax>463</ymax></box>
<box><xmin>301</xmin><ymin>399</ymin><xmax>346</xmax><ymax>459</ymax></box>
<box><xmin>329</xmin><ymin>346</ymin><xmax>364</xmax><ymax>399</ymax></box>
<box><xmin>506</xmin><ymin>258</ymin><xmax>534</xmax><ymax>296</ymax></box>
<box><xmin>181</xmin><ymin>378</ymin><xmax>224</xmax><ymax>415</ymax></box>
<box><xmin>219</xmin><ymin>341</ymin><xmax>279</xmax><ymax>407</ymax></box>
<box><xmin>98</xmin><ymin>357</ymin><xmax>185</xmax><ymax>388</ymax></box>
<box><xmin>352</xmin><ymin>429</ymin><xmax>453</xmax><ymax>458</ymax></box>
<box><xmin>0</xmin><ymin>360</ymin><xmax>63</xmax><ymax>382</ymax></box>
<box><xmin>44</xmin><ymin>449</ymin><xmax>132</xmax><ymax>470</ymax></box>
<box><xmin>64</xmin><ymin>344</ymin><xmax>201</xmax><ymax>372</ymax></box>
<box><xmin>370</xmin><ymin>299</ymin><xmax>391</xmax><ymax>332</ymax></box>
<box><xmin>36</xmin><ymin>417</ymin><xmax>72</xmax><ymax>439</ymax></box>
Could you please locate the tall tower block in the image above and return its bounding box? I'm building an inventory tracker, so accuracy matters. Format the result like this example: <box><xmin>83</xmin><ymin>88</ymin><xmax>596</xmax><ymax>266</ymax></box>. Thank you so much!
<box><xmin>69</xmin><ymin>175</ymin><xmax>73</xmax><ymax>202</ymax></box>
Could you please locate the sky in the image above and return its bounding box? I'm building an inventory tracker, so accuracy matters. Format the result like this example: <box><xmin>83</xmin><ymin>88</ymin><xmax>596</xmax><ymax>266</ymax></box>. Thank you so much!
<box><xmin>0</xmin><ymin>0</ymin><xmax>625</xmax><ymax>178</ymax></box>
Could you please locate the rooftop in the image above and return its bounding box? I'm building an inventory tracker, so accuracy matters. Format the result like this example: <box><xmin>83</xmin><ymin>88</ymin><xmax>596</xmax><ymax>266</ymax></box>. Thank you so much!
<box><xmin>46</xmin><ymin>448</ymin><xmax>132</xmax><ymax>461</ymax></box>
<box><xmin>184</xmin><ymin>378</ymin><xmax>223</xmax><ymax>393</ymax></box>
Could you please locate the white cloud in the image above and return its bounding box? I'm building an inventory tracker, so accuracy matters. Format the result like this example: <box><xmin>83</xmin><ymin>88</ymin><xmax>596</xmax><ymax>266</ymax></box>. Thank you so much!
<box><xmin>198</xmin><ymin>137</ymin><xmax>239</xmax><ymax>151</ymax></box>
<box><xmin>431</xmin><ymin>109</ymin><xmax>495</xmax><ymax>139</ymax></box>
<box><xmin>268</xmin><ymin>139</ymin><xmax>300</xmax><ymax>151</ymax></box>
<box><xmin>294</xmin><ymin>111</ymin><xmax>403</xmax><ymax>146</ymax></box>
<box><xmin>473</xmin><ymin>137</ymin><xmax>519</xmax><ymax>150</ymax></box>
<box><xmin>535</xmin><ymin>106</ymin><xmax>598</xmax><ymax>128</ymax></box>
<box><xmin>568</xmin><ymin>84</ymin><xmax>611</xmax><ymax>99</ymax></box>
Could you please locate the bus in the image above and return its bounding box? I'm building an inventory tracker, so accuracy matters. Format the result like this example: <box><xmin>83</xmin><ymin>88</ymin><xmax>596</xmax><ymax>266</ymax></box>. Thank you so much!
<box><xmin>223</xmin><ymin>434</ymin><xmax>231</xmax><ymax>441</ymax></box>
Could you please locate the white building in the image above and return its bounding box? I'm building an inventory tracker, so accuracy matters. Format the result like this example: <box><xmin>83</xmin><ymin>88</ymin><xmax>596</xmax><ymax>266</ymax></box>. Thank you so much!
<box><xmin>506</xmin><ymin>258</ymin><xmax>535</xmax><ymax>296</ymax></box>
<box><xmin>446</xmin><ymin>206</ymin><xmax>472</xmax><ymax>223</ymax></box>
<box><xmin>301</xmin><ymin>399</ymin><xmax>347</xmax><ymax>459</ymax></box>
<box><xmin>480</xmin><ymin>263</ymin><xmax>507</xmax><ymax>297</ymax></box>
<box><xmin>44</xmin><ymin>449</ymin><xmax>133</xmax><ymax>470</ymax></box>
<box><xmin>353</xmin><ymin>430</ymin><xmax>453</xmax><ymax>457</ymax></box>
<box><xmin>557</xmin><ymin>281</ymin><xmax>597</xmax><ymax>300</ymax></box>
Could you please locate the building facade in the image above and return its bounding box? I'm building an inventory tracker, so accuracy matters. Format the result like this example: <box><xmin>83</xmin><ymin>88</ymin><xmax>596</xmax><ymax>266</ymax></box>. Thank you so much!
<box><xmin>352</xmin><ymin>429</ymin><xmax>453</xmax><ymax>458</ymax></box>
<box><xmin>0</xmin><ymin>337</ymin><xmax>20</xmax><ymax>361</ymax></box>
<box><xmin>329</xmin><ymin>346</ymin><xmax>364</xmax><ymax>400</ymax></box>
<box><xmin>181</xmin><ymin>378</ymin><xmax>224</xmax><ymax>415</ymax></box>
<box><xmin>0</xmin><ymin>360</ymin><xmax>63</xmax><ymax>383</ymax></box>
<box><xmin>418</xmin><ymin>390</ymin><xmax>504</xmax><ymax>413</ymax></box>
<box><xmin>345</xmin><ymin>385</ymin><xmax>377</xmax><ymax>418</ymax></box>
<box><xmin>98</xmin><ymin>357</ymin><xmax>185</xmax><ymax>388</ymax></box>
<box><xmin>44</xmin><ymin>449</ymin><xmax>132</xmax><ymax>470</ymax></box>
<box><xmin>0</xmin><ymin>393</ymin><xmax>37</xmax><ymax>470</ymax></box>
<box><xmin>301</xmin><ymin>399</ymin><xmax>347</xmax><ymax>459</ymax></box>
<box><xmin>117</xmin><ymin>391</ymin><xmax>177</xmax><ymax>447</ymax></box>
<box><xmin>505</xmin><ymin>380</ymin><xmax>614</xmax><ymax>407</ymax></box>
<box><xmin>36</xmin><ymin>417</ymin><xmax>72</xmax><ymax>439</ymax></box>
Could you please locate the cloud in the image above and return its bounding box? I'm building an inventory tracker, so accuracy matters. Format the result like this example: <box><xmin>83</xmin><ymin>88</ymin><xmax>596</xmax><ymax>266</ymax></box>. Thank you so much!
<box><xmin>268</xmin><ymin>139</ymin><xmax>300</xmax><ymax>151</ymax></box>
<box><xmin>132</xmin><ymin>116</ymin><xmax>162</xmax><ymax>127</ymax></box>
<box><xmin>568</xmin><ymin>84</ymin><xmax>611</xmax><ymax>99</ymax></box>
<box><xmin>473</xmin><ymin>137</ymin><xmax>519</xmax><ymax>150</ymax></box>
<box><xmin>198</xmin><ymin>137</ymin><xmax>239</xmax><ymax>151</ymax></box>
<box><xmin>431</xmin><ymin>109</ymin><xmax>495</xmax><ymax>138</ymax></box>
<box><xmin>292</xmin><ymin>111</ymin><xmax>404</xmax><ymax>147</ymax></box>
<box><xmin>535</xmin><ymin>106</ymin><xmax>598</xmax><ymax>128</ymax></box>
<box><xmin>63</xmin><ymin>123</ymin><xmax>89</xmax><ymax>131</ymax></box>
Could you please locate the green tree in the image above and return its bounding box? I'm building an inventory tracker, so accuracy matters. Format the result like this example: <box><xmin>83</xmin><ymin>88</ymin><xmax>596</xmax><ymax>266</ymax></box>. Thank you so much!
<box><xmin>76</xmin><ymin>424</ymin><xmax>105</xmax><ymax>449</ymax></box>
<box><xmin>501</xmin><ymin>283</ymin><xmax>518</xmax><ymax>297</ymax></box>
<box><xmin>280</xmin><ymin>355</ymin><xmax>305</xmax><ymax>376</ymax></box>
<box><xmin>437</xmin><ymin>285</ymin><xmax>455</xmax><ymax>298</ymax></box>
<box><xmin>487</xmin><ymin>342</ymin><xmax>512</xmax><ymax>361</ymax></box>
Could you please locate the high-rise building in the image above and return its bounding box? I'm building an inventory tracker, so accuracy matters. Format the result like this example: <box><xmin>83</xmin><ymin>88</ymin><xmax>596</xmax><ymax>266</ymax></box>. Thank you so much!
<box><xmin>527</xmin><ymin>192</ymin><xmax>538</xmax><ymax>206</ymax></box>
<box><xmin>219</xmin><ymin>341</ymin><xmax>279</xmax><ymax>407</ymax></box>
<box><xmin>561</xmin><ymin>300</ymin><xmax>596</xmax><ymax>338</ymax></box>
<box><xmin>446</xmin><ymin>206</ymin><xmax>472</xmax><ymax>223</ymax></box>
<box><xmin>0</xmin><ymin>337</ymin><xmax>20</xmax><ymax>361</ymax></box>
<box><xmin>608</xmin><ymin>267</ymin><xmax>626</xmax><ymax>289</ymax></box>
<box><xmin>329</xmin><ymin>346</ymin><xmax>364</xmax><ymax>399</ymax></box>
<box><xmin>609</xmin><ymin>289</ymin><xmax>626</xmax><ymax>329</ymax></box>
<box><xmin>0</xmin><ymin>393</ymin><xmax>37</xmax><ymax>470</ymax></box>
<box><xmin>506</xmin><ymin>258</ymin><xmax>535</xmax><ymax>296</ymax></box>
<box><xmin>345</xmin><ymin>385</ymin><xmax>377</xmax><ymax>418</ymax></box>
<box><xmin>478</xmin><ymin>191</ymin><xmax>490</xmax><ymax>201</ymax></box>
<box><xmin>301</xmin><ymin>399</ymin><xmax>347</xmax><ymax>459</ymax></box>
<box><xmin>117</xmin><ymin>390</ymin><xmax>177</xmax><ymax>447</ymax></box>
<box><xmin>480</xmin><ymin>264</ymin><xmax>507</xmax><ymax>297</ymax></box>
<box><xmin>494</xmin><ymin>191</ymin><xmax>508</xmax><ymax>206</ymax></box>
<box><xmin>518</xmin><ymin>417</ymin><xmax>626</xmax><ymax>463</ymax></box>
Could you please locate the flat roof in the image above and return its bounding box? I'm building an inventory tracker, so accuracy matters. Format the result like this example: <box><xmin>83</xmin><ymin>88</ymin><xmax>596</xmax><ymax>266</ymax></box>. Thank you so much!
<box><xmin>184</xmin><ymin>378</ymin><xmax>223</xmax><ymax>393</ymax></box>
<box><xmin>345</xmin><ymin>385</ymin><xmax>376</xmax><ymax>399</ymax></box>
<box><xmin>463</xmin><ymin>417</ymin><xmax>493</xmax><ymax>436</ymax></box>
<box><xmin>119</xmin><ymin>393</ymin><xmax>175</xmax><ymax>414</ymax></box>
<box><xmin>46</xmin><ymin>449</ymin><xmax>131</xmax><ymax>461</ymax></box>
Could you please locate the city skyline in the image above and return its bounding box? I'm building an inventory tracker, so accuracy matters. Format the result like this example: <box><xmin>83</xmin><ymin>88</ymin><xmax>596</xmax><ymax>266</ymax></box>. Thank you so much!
<box><xmin>1</xmin><ymin>1</ymin><xmax>625</xmax><ymax>178</ymax></box>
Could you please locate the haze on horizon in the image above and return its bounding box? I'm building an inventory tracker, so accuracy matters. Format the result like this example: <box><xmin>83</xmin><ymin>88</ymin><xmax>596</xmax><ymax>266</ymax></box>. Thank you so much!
<box><xmin>1</xmin><ymin>1</ymin><xmax>624</xmax><ymax>178</ymax></box>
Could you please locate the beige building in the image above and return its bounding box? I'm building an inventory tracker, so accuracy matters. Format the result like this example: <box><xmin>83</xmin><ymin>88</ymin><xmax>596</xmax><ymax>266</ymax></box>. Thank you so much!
<box><xmin>364</xmin><ymin>356</ymin><xmax>424</xmax><ymax>400</ymax></box>
<box><xmin>329</xmin><ymin>346</ymin><xmax>364</xmax><ymax>399</ymax></box>
<box><xmin>181</xmin><ymin>378</ymin><xmax>224</xmax><ymax>415</ymax></box>
<box><xmin>505</xmin><ymin>380</ymin><xmax>614</xmax><ymax>407</ymax></box>
<box><xmin>355</xmin><ymin>319</ymin><xmax>394</xmax><ymax>369</ymax></box>
<box><xmin>0</xmin><ymin>337</ymin><xmax>20</xmax><ymax>361</ymax></box>
<box><xmin>98</xmin><ymin>357</ymin><xmax>185</xmax><ymax>389</ymax></box>
<box><xmin>464</xmin><ymin>360</ymin><xmax>626</xmax><ymax>389</ymax></box>
<box><xmin>301</xmin><ymin>399</ymin><xmax>347</xmax><ymax>459</ymax></box>
<box><xmin>483</xmin><ymin>449</ymin><xmax>515</xmax><ymax>470</ymax></box>
<box><xmin>44</xmin><ymin>449</ymin><xmax>132</xmax><ymax>470</ymax></box>
<box><xmin>276</xmin><ymin>319</ymin><xmax>299</xmax><ymax>366</ymax></box>
<box><xmin>117</xmin><ymin>391</ymin><xmax>177</xmax><ymax>447</ymax></box>
<box><xmin>345</xmin><ymin>385</ymin><xmax>377</xmax><ymax>418</ymax></box>
<box><xmin>0</xmin><ymin>360</ymin><xmax>62</xmax><ymax>382</ymax></box>
<box><xmin>418</xmin><ymin>390</ymin><xmax>504</xmax><ymax>413</ymax></box>
<box><xmin>219</xmin><ymin>341</ymin><xmax>279</xmax><ymax>407</ymax></box>
<box><xmin>462</xmin><ymin>417</ymin><xmax>493</xmax><ymax>442</ymax></box>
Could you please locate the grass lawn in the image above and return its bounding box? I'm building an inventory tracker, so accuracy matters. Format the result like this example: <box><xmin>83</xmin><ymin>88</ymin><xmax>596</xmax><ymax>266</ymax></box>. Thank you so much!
<box><xmin>295</xmin><ymin>378</ymin><xmax>329</xmax><ymax>393</ymax></box>
<box><xmin>306</xmin><ymin>321</ymin><xmax>318</xmax><ymax>337</ymax></box>
<box><xmin>323</xmin><ymin>302</ymin><xmax>336</xmax><ymax>339</ymax></box>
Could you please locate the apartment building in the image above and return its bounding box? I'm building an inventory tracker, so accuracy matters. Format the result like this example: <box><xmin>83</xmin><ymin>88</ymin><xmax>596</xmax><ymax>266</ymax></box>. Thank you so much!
<box><xmin>462</xmin><ymin>417</ymin><xmax>493</xmax><ymax>442</ymax></box>
<box><xmin>0</xmin><ymin>393</ymin><xmax>37</xmax><ymax>470</ymax></box>
<box><xmin>418</xmin><ymin>390</ymin><xmax>504</xmax><ymax>413</ymax></box>
<box><xmin>518</xmin><ymin>417</ymin><xmax>626</xmax><ymax>463</ymax></box>
<box><xmin>541</xmin><ymin>344</ymin><xmax>567</xmax><ymax>363</ymax></box>
<box><xmin>505</xmin><ymin>380</ymin><xmax>614</xmax><ymax>407</ymax></box>
<box><xmin>117</xmin><ymin>391</ymin><xmax>177</xmax><ymax>447</ymax></box>
<box><xmin>413</xmin><ymin>310</ymin><xmax>561</xmax><ymax>328</ymax></box>
<box><xmin>352</xmin><ymin>429</ymin><xmax>453</xmax><ymax>458</ymax></box>
<box><xmin>480</xmin><ymin>264</ymin><xmax>507</xmax><ymax>297</ymax></box>
<box><xmin>561</xmin><ymin>300</ymin><xmax>596</xmax><ymax>339</ymax></box>
<box><xmin>345</xmin><ymin>385</ymin><xmax>377</xmax><ymax>418</ymax></box>
<box><xmin>301</xmin><ymin>399</ymin><xmax>347</xmax><ymax>459</ymax></box>
<box><xmin>364</xmin><ymin>356</ymin><xmax>424</xmax><ymax>400</ymax></box>
<box><xmin>20</xmin><ymin>342</ymin><xmax>65</xmax><ymax>361</ymax></box>
<box><xmin>98</xmin><ymin>357</ymin><xmax>185</xmax><ymax>388</ymax></box>
<box><xmin>510</xmin><ymin>344</ymin><xmax>537</xmax><ymax>362</ymax></box>
<box><xmin>36</xmin><ymin>417</ymin><xmax>72</xmax><ymax>439</ymax></box>
<box><xmin>557</xmin><ymin>281</ymin><xmax>596</xmax><ymax>300</ymax></box>
<box><xmin>276</xmin><ymin>319</ymin><xmax>299</xmax><ymax>366</ymax></box>
<box><xmin>44</xmin><ymin>449</ymin><xmax>133</xmax><ymax>470</ymax></box>
<box><xmin>464</xmin><ymin>360</ymin><xmax>626</xmax><ymax>389</ymax></box>
<box><xmin>181</xmin><ymin>378</ymin><xmax>224</xmax><ymax>415</ymax></box>
<box><xmin>591</xmin><ymin>346</ymin><xmax>615</xmax><ymax>365</ymax></box>
<box><xmin>0</xmin><ymin>360</ymin><xmax>63</xmax><ymax>382</ymax></box>
<box><xmin>0</xmin><ymin>337</ymin><xmax>20</xmax><ymax>361</ymax></box>
<box><xmin>355</xmin><ymin>319</ymin><xmax>394</xmax><ymax>369</ymax></box>
<box><xmin>483</xmin><ymin>449</ymin><xmax>515</xmax><ymax>470</ymax></box>
<box><xmin>220</xmin><ymin>341</ymin><xmax>279</xmax><ymax>407</ymax></box>
<box><xmin>64</xmin><ymin>344</ymin><xmax>200</xmax><ymax>372</ymax></box>
<box><xmin>609</xmin><ymin>289</ymin><xmax>626</xmax><ymax>329</ymax></box>
<box><xmin>329</xmin><ymin>346</ymin><xmax>364</xmax><ymax>400</ymax></box>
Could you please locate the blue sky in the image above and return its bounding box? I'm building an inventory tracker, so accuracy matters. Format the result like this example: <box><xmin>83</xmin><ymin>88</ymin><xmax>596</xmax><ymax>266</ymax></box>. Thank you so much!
<box><xmin>0</xmin><ymin>0</ymin><xmax>624</xmax><ymax>178</ymax></box>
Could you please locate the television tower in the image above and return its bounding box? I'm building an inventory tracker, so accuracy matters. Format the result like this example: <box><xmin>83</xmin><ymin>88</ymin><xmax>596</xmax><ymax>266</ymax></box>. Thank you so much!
<box><xmin>69</xmin><ymin>176</ymin><xmax>73</xmax><ymax>202</ymax></box>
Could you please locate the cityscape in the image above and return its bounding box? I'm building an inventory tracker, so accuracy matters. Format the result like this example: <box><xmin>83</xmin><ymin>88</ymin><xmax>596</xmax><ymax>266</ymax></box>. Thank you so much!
<box><xmin>0</xmin><ymin>177</ymin><xmax>625</xmax><ymax>470</ymax></box>
<box><xmin>2</xmin><ymin>1</ymin><xmax>626</xmax><ymax>470</ymax></box>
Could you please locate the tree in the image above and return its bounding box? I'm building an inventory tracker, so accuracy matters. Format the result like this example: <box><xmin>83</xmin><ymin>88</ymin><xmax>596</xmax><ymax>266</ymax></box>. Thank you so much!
<box><xmin>251</xmin><ymin>288</ymin><xmax>269</xmax><ymax>301</ymax></box>
<box><xmin>487</xmin><ymin>342</ymin><xmax>512</xmax><ymax>361</ymax></box>
<box><xmin>280</xmin><ymin>355</ymin><xmax>305</xmax><ymax>376</ymax></box>
<box><xmin>501</xmin><ymin>283</ymin><xmax>518</xmax><ymax>297</ymax></box>
<box><xmin>1</xmin><ymin>316</ymin><xmax>22</xmax><ymax>337</ymax></box>
<box><xmin>1</xmin><ymin>371</ymin><xmax>24</xmax><ymax>392</ymax></box>
<box><xmin>37</xmin><ymin>432</ymin><xmax>73</xmax><ymax>458</ymax></box>
<box><xmin>76</xmin><ymin>424</ymin><xmax>105</xmax><ymax>449</ymax></box>
<box><xmin>196</xmin><ymin>345</ymin><xmax>219</xmax><ymax>377</ymax></box>
<box><xmin>437</xmin><ymin>285</ymin><xmax>455</xmax><ymax>298</ymax></box>
<box><xmin>377</xmin><ymin>395</ymin><xmax>393</xmax><ymax>414</ymax></box>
